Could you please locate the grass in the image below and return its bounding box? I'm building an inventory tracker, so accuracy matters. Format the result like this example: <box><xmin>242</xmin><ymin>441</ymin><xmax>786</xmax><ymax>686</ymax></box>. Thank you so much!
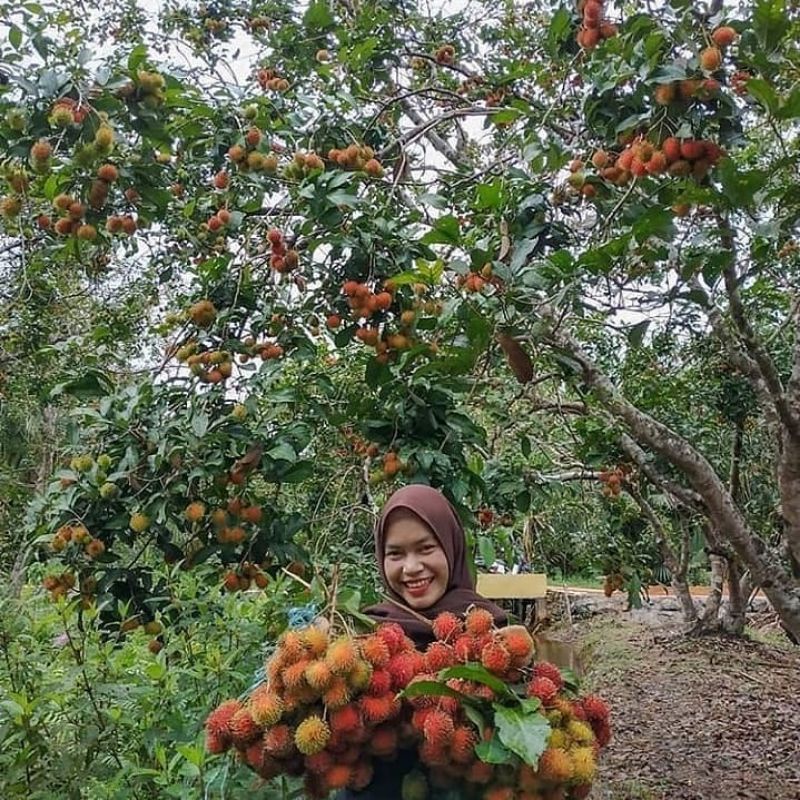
<box><xmin>549</xmin><ymin>572</ymin><xmax>605</xmax><ymax>590</ymax></box>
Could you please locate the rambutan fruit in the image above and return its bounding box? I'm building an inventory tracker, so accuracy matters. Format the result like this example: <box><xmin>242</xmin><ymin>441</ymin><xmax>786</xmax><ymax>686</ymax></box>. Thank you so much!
<box><xmin>527</xmin><ymin>676</ymin><xmax>559</xmax><ymax>705</ymax></box>
<box><xmin>699</xmin><ymin>46</ymin><xmax>722</xmax><ymax>71</ymax></box>
<box><xmin>326</xmin><ymin>637</ymin><xmax>359</xmax><ymax>675</ymax></box>
<box><xmin>571</xmin><ymin>746</ymin><xmax>597</xmax><ymax>783</ymax></box>
<box><xmin>425</xmin><ymin>641</ymin><xmax>455</xmax><ymax>672</ymax></box>
<box><xmin>322</xmin><ymin>676</ymin><xmax>351</xmax><ymax>709</ymax></box>
<box><xmin>432</xmin><ymin>611</ymin><xmax>463</xmax><ymax>642</ymax></box>
<box><xmin>567</xmin><ymin>719</ymin><xmax>595</xmax><ymax>745</ymax></box>
<box><xmin>419</xmin><ymin>740</ymin><xmax>449</xmax><ymax>766</ymax></box>
<box><xmin>680</xmin><ymin>139</ymin><xmax>705</xmax><ymax>161</ymax></box>
<box><xmin>454</xmin><ymin>634</ymin><xmax>475</xmax><ymax>662</ymax></box>
<box><xmin>481</xmin><ymin>641</ymin><xmax>511</xmax><ymax>675</ymax></box>
<box><xmin>388</xmin><ymin>651</ymin><xmax>426</xmax><ymax>690</ymax></box>
<box><xmin>360</xmin><ymin>693</ymin><xmax>399</xmax><ymax>724</ymax></box>
<box><xmin>205</xmin><ymin>730</ymin><xmax>227</xmax><ymax>754</ymax></box>
<box><xmin>349</xmin><ymin>760</ymin><xmax>374</xmax><ymax>790</ymax></box>
<box><xmin>375</xmin><ymin>622</ymin><xmax>408</xmax><ymax>655</ymax></box>
<box><xmin>369</xmin><ymin>724</ymin><xmax>399</xmax><ymax>756</ymax></box>
<box><xmin>366</xmin><ymin>668</ymin><xmax>393</xmax><ymax>696</ymax></box>
<box><xmin>497</xmin><ymin>626</ymin><xmax>535</xmax><ymax>666</ymax></box>
<box><xmin>646</xmin><ymin>151</ymin><xmax>667</xmax><ymax>174</ymax></box>
<box><xmin>538</xmin><ymin>747</ymin><xmax>574</xmax><ymax>782</ymax></box>
<box><xmin>711</xmin><ymin>25</ymin><xmax>737</xmax><ymax>48</ymax></box>
<box><xmin>295</xmin><ymin>716</ymin><xmax>330</xmax><ymax>755</ymax></box>
<box><xmin>653</xmin><ymin>82</ymin><xmax>677</xmax><ymax>105</ymax></box>
<box><xmin>423</xmin><ymin>709</ymin><xmax>455</xmax><ymax>746</ymax></box>
<box><xmin>302</xmin><ymin>625</ymin><xmax>328</xmax><ymax>656</ymax></box>
<box><xmin>361</xmin><ymin>634</ymin><xmax>391</xmax><ymax>667</ymax></box>
<box><xmin>548</xmin><ymin>728</ymin><xmax>570</xmax><ymax>750</ymax></box>
<box><xmin>533</xmin><ymin>661</ymin><xmax>564</xmax><ymax>691</ymax></box>
<box><xmin>329</xmin><ymin>704</ymin><xmax>362</xmax><ymax>736</ymax></box>
<box><xmin>593</xmin><ymin>719</ymin><xmax>612</xmax><ymax>747</ymax></box>
<box><xmin>305</xmin><ymin>659</ymin><xmax>333</xmax><ymax>692</ymax></box>
<box><xmin>244</xmin><ymin>738</ymin><xmax>265</xmax><ymax>769</ymax></box>
<box><xmin>229</xmin><ymin>708</ymin><xmax>260</xmax><ymax>746</ymax></box>
<box><xmin>249</xmin><ymin>685</ymin><xmax>283</xmax><ymax>726</ymax></box>
<box><xmin>661</xmin><ymin>136</ymin><xmax>681</xmax><ymax>163</ymax></box>
<box><xmin>572</xmin><ymin>784</ymin><xmax>593</xmax><ymax>800</ymax></box>
<box><xmin>582</xmin><ymin>693</ymin><xmax>610</xmax><ymax>723</ymax></box>
<box><xmin>518</xmin><ymin>763</ymin><xmax>540</xmax><ymax>791</ymax></box>
<box><xmin>483</xmin><ymin>787</ymin><xmax>514</xmax><ymax>800</ymax></box>
<box><xmin>305</xmin><ymin>749</ymin><xmax>333</xmax><ymax>775</ymax></box>
<box><xmin>668</xmin><ymin>159</ymin><xmax>692</xmax><ymax>177</ymax></box>
<box><xmin>283</xmin><ymin>658</ymin><xmax>311</xmax><ymax>691</ymax></box>
<box><xmin>263</xmin><ymin>724</ymin><xmax>295</xmax><ymax>757</ymax></box>
<box><xmin>347</xmin><ymin>659</ymin><xmax>373</xmax><ymax>691</ymax></box>
<box><xmin>325</xmin><ymin>763</ymin><xmax>352</xmax><ymax>789</ymax></box>
<box><xmin>450</xmin><ymin>725</ymin><xmax>477</xmax><ymax>764</ymax></box>
<box><xmin>466</xmin><ymin>760</ymin><xmax>494</xmax><ymax>784</ymax></box>
<box><xmin>205</xmin><ymin>699</ymin><xmax>241</xmax><ymax>744</ymax></box>
<box><xmin>464</xmin><ymin>606</ymin><xmax>493</xmax><ymax>637</ymax></box>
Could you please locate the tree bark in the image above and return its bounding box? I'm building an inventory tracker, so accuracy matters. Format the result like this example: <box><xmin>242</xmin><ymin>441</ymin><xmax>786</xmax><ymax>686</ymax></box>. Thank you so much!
<box><xmin>544</xmin><ymin>319</ymin><xmax>800</xmax><ymax>641</ymax></box>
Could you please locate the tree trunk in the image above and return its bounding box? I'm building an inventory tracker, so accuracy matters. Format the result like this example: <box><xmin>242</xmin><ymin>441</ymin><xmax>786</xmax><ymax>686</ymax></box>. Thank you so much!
<box><xmin>546</xmin><ymin>321</ymin><xmax>800</xmax><ymax>641</ymax></box>
<box><xmin>697</xmin><ymin>554</ymin><xmax>726</xmax><ymax>632</ymax></box>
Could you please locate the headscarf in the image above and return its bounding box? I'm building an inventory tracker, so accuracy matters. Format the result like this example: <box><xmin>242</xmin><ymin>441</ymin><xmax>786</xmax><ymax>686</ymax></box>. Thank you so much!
<box><xmin>363</xmin><ymin>485</ymin><xmax>507</xmax><ymax>646</ymax></box>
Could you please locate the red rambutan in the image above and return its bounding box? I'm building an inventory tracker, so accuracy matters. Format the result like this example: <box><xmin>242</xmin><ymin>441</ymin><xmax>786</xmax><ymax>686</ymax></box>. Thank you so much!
<box><xmin>205</xmin><ymin>730</ymin><xmax>227</xmax><ymax>754</ymax></box>
<box><xmin>425</xmin><ymin>641</ymin><xmax>456</xmax><ymax>672</ymax></box>
<box><xmin>325</xmin><ymin>764</ymin><xmax>352</xmax><ymax>790</ymax></box>
<box><xmin>366</xmin><ymin>668</ymin><xmax>393</xmax><ymax>696</ymax></box>
<box><xmin>368</xmin><ymin>724</ymin><xmax>399</xmax><ymax>756</ymax></box>
<box><xmin>527</xmin><ymin>676</ymin><xmax>559</xmax><ymax>705</ymax></box>
<box><xmin>244</xmin><ymin>738</ymin><xmax>265</xmax><ymax>769</ymax></box>
<box><xmin>263</xmin><ymin>724</ymin><xmax>295</xmax><ymax>757</ymax></box>
<box><xmin>533</xmin><ymin>660</ymin><xmax>564</xmax><ymax>691</ymax></box>
<box><xmin>349</xmin><ymin>760</ymin><xmax>374</xmax><ymax>790</ymax></box>
<box><xmin>582</xmin><ymin>693</ymin><xmax>610</xmax><ymax>723</ymax></box>
<box><xmin>387</xmin><ymin>651</ymin><xmax>425</xmax><ymax>690</ymax></box>
<box><xmin>450</xmin><ymin>725</ymin><xmax>477</xmax><ymax>763</ymax></box>
<box><xmin>229</xmin><ymin>708</ymin><xmax>260</xmax><ymax>746</ymax></box>
<box><xmin>305</xmin><ymin>749</ymin><xmax>334</xmax><ymax>774</ymax></box>
<box><xmin>375</xmin><ymin>622</ymin><xmax>407</xmax><ymax>654</ymax></box>
<box><xmin>465</xmin><ymin>606</ymin><xmax>494</xmax><ymax>636</ymax></box>
<box><xmin>466</xmin><ymin>760</ymin><xmax>494</xmax><ymax>784</ymax></box>
<box><xmin>205</xmin><ymin>699</ymin><xmax>241</xmax><ymax>743</ymax></box>
<box><xmin>329</xmin><ymin>704</ymin><xmax>362</xmax><ymax>736</ymax></box>
<box><xmin>360</xmin><ymin>693</ymin><xmax>399</xmax><ymax>724</ymax></box>
<box><xmin>454</xmin><ymin>634</ymin><xmax>475</xmax><ymax>662</ymax></box>
<box><xmin>481</xmin><ymin>641</ymin><xmax>511</xmax><ymax>675</ymax></box>
<box><xmin>497</xmin><ymin>626</ymin><xmax>535</xmax><ymax>666</ymax></box>
<box><xmin>432</xmin><ymin>611</ymin><xmax>463</xmax><ymax>642</ymax></box>
<box><xmin>419</xmin><ymin>740</ymin><xmax>449</xmax><ymax>766</ymax></box>
<box><xmin>423</xmin><ymin>709</ymin><xmax>455</xmax><ymax>746</ymax></box>
<box><xmin>483</xmin><ymin>787</ymin><xmax>514</xmax><ymax>800</ymax></box>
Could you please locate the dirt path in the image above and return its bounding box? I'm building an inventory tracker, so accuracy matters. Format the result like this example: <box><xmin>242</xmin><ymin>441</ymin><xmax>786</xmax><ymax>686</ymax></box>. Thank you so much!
<box><xmin>556</xmin><ymin>617</ymin><xmax>800</xmax><ymax>800</ymax></box>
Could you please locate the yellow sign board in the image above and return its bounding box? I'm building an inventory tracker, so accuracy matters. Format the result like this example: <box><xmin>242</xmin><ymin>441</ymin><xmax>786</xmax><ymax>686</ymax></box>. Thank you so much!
<box><xmin>476</xmin><ymin>573</ymin><xmax>547</xmax><ymax>599</ymax></box>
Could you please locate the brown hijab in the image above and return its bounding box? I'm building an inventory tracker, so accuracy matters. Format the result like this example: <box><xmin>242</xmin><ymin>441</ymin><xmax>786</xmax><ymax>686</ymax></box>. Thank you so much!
<box><xmin>363</xmin><ymin>485</ymin><xmax>507</xmax><ymax>645</ymax></box>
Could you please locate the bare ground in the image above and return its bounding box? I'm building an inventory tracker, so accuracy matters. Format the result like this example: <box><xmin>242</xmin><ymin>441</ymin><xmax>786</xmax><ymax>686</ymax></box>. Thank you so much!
<box><xmin>552</xmin><ymin>616</ymin><xmax>800</xmax><ymax>800</ymax></box>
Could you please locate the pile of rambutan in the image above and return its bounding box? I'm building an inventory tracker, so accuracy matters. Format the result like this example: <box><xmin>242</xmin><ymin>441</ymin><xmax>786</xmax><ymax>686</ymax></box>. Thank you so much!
<box><xmin>204</xmin><ymin>608</ymin><xmax>612</xmax><ymax>800</ymax></box>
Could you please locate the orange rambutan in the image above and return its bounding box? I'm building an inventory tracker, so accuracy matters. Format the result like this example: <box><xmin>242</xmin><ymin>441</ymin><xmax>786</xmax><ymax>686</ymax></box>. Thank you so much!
<box><xmin>538</xmin><ymin>747</ymin><xmax>574</xmax><ymax>782</ymax></box>
<box><xmin>205</xmin><ymin>699</ymin><xmax>241</xmax><ymax>744</ymax></box>
<box><xmin>229</xmin><ymin>708</ymin><xmax>260</xmax><ymax>746</ymax></box>
<box><xmin>366</xmin><ymin>668</ymin><xmax>393</xmax><ymax>696</ymax></box>
<box><xmin>361</xmin><ymin>634</ymin><xmax>391</xmax><ymax>667</ymax></box>
<box><xmin>432</xmin><ymin>611</ymin><xmax>463</xmax><ymax>642</ymax></box>
<box><xmin>329</xmin><ymin>704</ymin><xmax>362</xmax><ymax>736</ymax></box>
<box><xmin>527</xmin><ymin>676</ymin><xmax>559</xmax><ymax>705</ymax></box>
<box><xmin>425</xmin><ymin>641</ymin><xmax>456</xmax><ymax>672</ymax></box>
<box><xmin>661</xmin><ymin>136</ymin><xmax>681</xmax><ymax>163</ymax></box>
<box><xmin>368</xmin><ymin>724</ymin><xmax>398</xmax><ymax>756</ymax></box>
<box><xmin>249</xmin><ymin>685</ymin><xmax>283</xmax><ymax>726</ymax></box>
<box><xmin>465</xmin><ymin>606</ymin><xmax>494</xmax><ymax>636</ymax></box>
<box><xmin>711</xmin><ymin>25</ymin><xmax>737</xmax><ymax>48</ymax></box>
<box><xmin>497</xmin><ymin>626</ymin><xmax>535</xmax><ymax>665</ymax></box>
<box><xmin>326</xmin><ymin>637</ymin><xmax>359</xmax><ymax>675</ymax></box>
<box><xmin>295</xmin><ymin>716</ymin><xmax>330</xmax><ymax>755</ymax></box>
<box><xmin>450</xmin><ymin>725</ymin><xmax>477</xmax><ymax>764</ymax></box>
<box><xmin>322</xmin><ymin>676</ymin><xmax>351</xmax><ymax>709</ymax></box>
<box><xmin>305</xmin><ymin>660</ymin><xmax>333</xmax><ymax>692</ymax></box>
<box><xmin>284</xmin><ymin>658</ymin><xmax>311</xmax><ymax>691</ymax></box>
<box><xmin>277</xmin><ymin>630</ymin><xmax>306</xmax><ymax>662</ymax></box>
<box><xmin>533</xmin><ymin>661</ymin><xmax>564</xmax><ymax>691</ymax></box>
<box><xmin>481</xmin><ymin>641</ymin><xmax>511</xmax><ymax>675</ymax></box>
<box><xmin>302</xmin><ymin>625</ymin><xmax>329</xmax><ymax>656</ymax></box>
<box><xmin>263</xmin><ymin>724</ymin><xmax>295</xmax><ymax>757</ymax></box>
<box><xmin>423</xmin><ymin>709</ymin><xmax>455</xmax><ymax>746</ymax></box>
<box><xmin>325</xmin><ymin>763</ymin><xmax>353</xmax><ymax>789</ymax></box>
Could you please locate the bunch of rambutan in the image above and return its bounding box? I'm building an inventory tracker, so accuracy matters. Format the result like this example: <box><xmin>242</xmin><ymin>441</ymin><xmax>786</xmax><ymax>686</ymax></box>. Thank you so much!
<box><xmin>204</xmin><ymin>609</ymin><xmax>612</xmax><ymax>800</ymax></box>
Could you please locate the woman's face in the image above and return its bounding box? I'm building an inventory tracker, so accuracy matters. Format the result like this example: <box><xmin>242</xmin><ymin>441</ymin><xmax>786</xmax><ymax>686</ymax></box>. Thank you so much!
<box><xmin>382</xmin><ymin>509</ymin><xmax>449</xmax><ymax>610</ymax></box>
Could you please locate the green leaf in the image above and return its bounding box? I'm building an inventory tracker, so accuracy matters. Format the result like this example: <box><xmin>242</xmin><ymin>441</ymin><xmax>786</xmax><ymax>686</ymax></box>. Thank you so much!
<box><xmin>746</xmin><ymin>78</ymin><xmax>779</xmax><ymax>115</ymax></box>
<box><xmin>421</xmin><ymin>215</ymin><xmax>461</xmax><ymax>245</ymax></box>
<box><xmin>438</xmin><ymin>665</ymin><xmax>514</xmax><ymax>699</ymax></box>
<box><xmin>190</xmin><ymin>411</ymin><xmax>208</xmax><ymax>438</ymax></box>
<box><xmin>475</xmin><ymin>179</ymin><xmax>504</xmax><ymax>209</ymax></box>
<box><xmin>304</xmin><ymin>1</ymin><xmax>334</xmax><ymax>29</ymax></box>
<box><xmin>493</xmin><ymin>705</ymin><xmax>551</xmax><ymax>767</ymax></box>
<box><xmin>627</xmin><ymin>320</ymin><xmax>650</xmax><ymax>348</ymax></box>
<box><xmin>266</xmin><ymin>443</ymin><xmax>296</xmax><ymax>462</ymax></box>
<box><xmin>401</xmin><ymin>680</ymin><xmax>469</xmax><ymax>702</ymax></box>
<box><xmin>478</xmin><ymin>536</ymin><xmax>496</xmax><ymax>569</ymax></box>
<box><xmin>475</xmin><ymin>732</ymin><xmax>515</xmax><ymax>764</ymax></box>
<box><xmin>9</xmin><ymin>25</ymin><xmax>23</xmax><ymax>49</ymax></box>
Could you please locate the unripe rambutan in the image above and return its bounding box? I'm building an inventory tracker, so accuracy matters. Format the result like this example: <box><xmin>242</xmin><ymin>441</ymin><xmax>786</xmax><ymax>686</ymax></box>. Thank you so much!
<box><xmin>465</xmin><ymin>606</ymin><xmax>494</xmax><ymax>636</ymax></box>
<box><xmin>376</xmin><ymin>622</ymin><xmax>407</xmax><ymax>654</ymax></box>
<box><xmin>432</xmin><ymin>611</ymin><xmax>463</xmax><ymax>642</ymax></box>
<box><xmin>548</xmin><ymin>728</ymin><xmax>570</xmax><ymax>750</ymax></box>
<box><xmin>533</xmin><ymin>661</ymin><xmax>564</xmax><ymax>691</ymax></box>
<box><xmin>322</xmin><ymin>676</ymin><xmax>351</xmax><ymax>709</ymax></box>
<box><xmin>567</xmin><ymin>719</ymin><xmax>595</xmax><ymax>745</ymax></box>
<box><xmin>326</xmin><ymin>637</ymin><xmax>359</xmax><ymax>675</ymax></box>
<box><xmin>330</xmin><ymin>703</ymin><xmax>362</xmax><ymax>736</ymax></box>
<box><xmin>229</xmin><ymin>708</ymin><xmax>260</xmax><ymax>746</ymax></box>
<box><xmin>349</xmin><ymin>760</ymin><xmax>374</xmax><ymax>790</ymax></box>
<box><xmin>368</xmin><ymin>724</ymin><xmax>398</xmax><ymax>756</ymax></box>
<box><xmin>582</xmin><ymin>693</ymin><xmax>610</xmax><ymax>723</ymax></box>
<box><xmin>360</xmin><ymin>693</ymin><xmax>398</xmax><ymax>724</ymax></box>
<box><xmin>425</xmin><ymin>641</ymin><xmax>455</xmax><ymax>672</ymax></box>
<box><xmin>305</xmin><ymin>749</ymin><xmax>333</xmax><ymax>774</ymax></box>
<box><xmin>325</xmin><ymin>763</ymin><xmax>352</xmax><ymax>789</ymax></box>
<box><xmin>295</xmin><ymin>716</ymin><xmax>330</xmax><ymax>755</ymax></box>
<box><xmin>528</xmin><ymin>675</ymin><xmax>559</xmax><ymax>705</ymax></box>
<box><xmin>249</xmin><ymin>686</ymin><xmax>283</xmax><ymax>726</ymax></box>
<box><xmin>366</xmin><ymin>668</ymin><xmax>393</xmax><ymax>696</ymax></box>
<box><xmin>348</xmin><ymin>659</ymin><xmax>373</xmax><ymax>691</ymax></box>
<box><xmin>538</xmin><ymin>747</ymin><xmax>574</xmax><ymax>782</ymax></box>
<box><xmin>302</xmin><ymin>626</ymin><xmax>329</xmax><ymax>656</ymax></box>
<box><xmin>481</xmin><ymin>641</ymin><xmax>511</xmax><ymax>675</ymax></box>
<box><xmin>450</xmin><ymin>725</ymin><xmax>477</xmax><ymax>763</ymax></box>
<box><xmin>305</xmin><ymin>660</ymin><xmax>333</xmax><ymax>691</ymax></box>
<box><xmin>571</xmin><ymin>746</ymin><xmax>597</xmax><ymax>783</ymax></box>
<box><xmin>361</xmin><ymin>634</ymin><xmax>391</xmax><ymax>667</ymax></box>
<box><xmin>205</xmin><ymin>699</ymin><xmax>241</xmax><ymax>743</ymax></box>
<box><xmin>423</xmin><ymin>709</ymin><xmax>455</xmax><ymax>746</ymax></box>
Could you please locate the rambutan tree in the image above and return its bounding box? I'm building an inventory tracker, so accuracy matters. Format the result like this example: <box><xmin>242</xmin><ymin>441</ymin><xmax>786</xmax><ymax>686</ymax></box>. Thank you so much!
<box><xmin>2</xmin><ymin>0</ymin><xmax>800</xmax><ymax>644</ymax></box>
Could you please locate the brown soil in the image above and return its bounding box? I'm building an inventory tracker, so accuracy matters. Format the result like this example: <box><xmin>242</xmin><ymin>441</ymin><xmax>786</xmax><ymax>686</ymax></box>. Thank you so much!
<box><xmin>550</xmin><ymin>617</ymin><xmax>800</xmax><ymax>800</ymax></box>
